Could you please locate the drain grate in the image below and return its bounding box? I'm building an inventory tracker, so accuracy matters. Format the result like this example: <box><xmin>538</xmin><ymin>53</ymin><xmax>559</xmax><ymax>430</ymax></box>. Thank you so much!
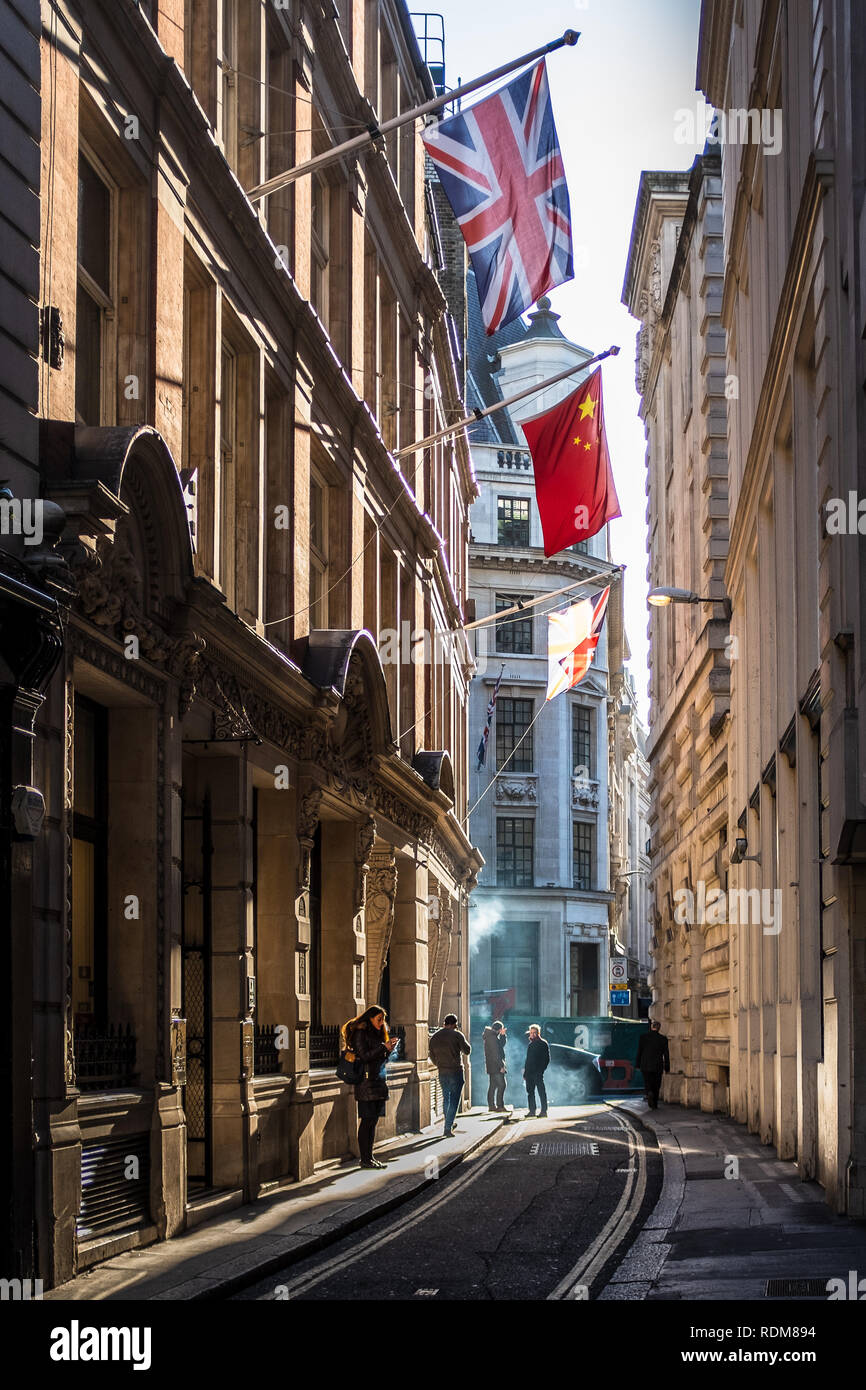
<box><xmin>764</xmin><ymin>1278</ymin><xmax>828</xmax><ymax>1298</ymax></box>
<box><xmin>529</xmin><ymin>1141</ymin><xmax>599</xmax><ymax>1156</ymax></box>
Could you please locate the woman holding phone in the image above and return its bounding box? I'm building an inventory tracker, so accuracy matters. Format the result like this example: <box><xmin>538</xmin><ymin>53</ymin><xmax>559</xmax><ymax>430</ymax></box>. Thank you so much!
<box><xmin>343</xmin><ymin>1004</ymin><xmax>398</xmax><ymax>1169</ymax></box>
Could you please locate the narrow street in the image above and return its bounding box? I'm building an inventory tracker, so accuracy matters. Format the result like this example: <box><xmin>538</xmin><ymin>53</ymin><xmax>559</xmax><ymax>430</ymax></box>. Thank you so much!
<box><xmin>233</xmin><ymin>1106</ymin><xmax>663</xmax><ymax>1302</ymax></box>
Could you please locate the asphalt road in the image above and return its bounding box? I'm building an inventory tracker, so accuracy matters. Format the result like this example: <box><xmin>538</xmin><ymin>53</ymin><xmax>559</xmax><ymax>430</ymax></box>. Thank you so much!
<box><xmin>232</xmin><ymin>1103</ymin><xmax>663</xmax><ymax>1301</ymax></box>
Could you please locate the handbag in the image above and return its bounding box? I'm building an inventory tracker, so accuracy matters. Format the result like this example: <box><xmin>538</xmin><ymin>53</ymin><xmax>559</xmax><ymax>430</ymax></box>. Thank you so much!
<box><xmin>336</xmin><ymin>1051</ymin><xmax>365</xmax><ymax>1085</ymax></box>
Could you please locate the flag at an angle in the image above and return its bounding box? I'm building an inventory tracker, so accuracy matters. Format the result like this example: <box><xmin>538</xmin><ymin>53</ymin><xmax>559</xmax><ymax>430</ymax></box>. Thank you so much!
<box><xmin>521</xmin><ymin>367</ymin><xmax>621</xmax><ymax>558</ymax></box>
<box><xmin>546</xmin><ymin>588</ymin><xmax>610</xmax><ymax>702</ymax></box>
<box><xmin>422</xmin><ymin>59</ymin><xmax>573</xmax><ymax>334</ymax></box>
<box><xmin>476</xmin><ymin>666</ymin><xmax>504</xmax><ymax>771</ymax></box>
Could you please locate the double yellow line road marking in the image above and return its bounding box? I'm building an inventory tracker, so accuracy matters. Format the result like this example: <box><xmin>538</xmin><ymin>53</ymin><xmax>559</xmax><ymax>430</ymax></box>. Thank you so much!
<box><xmin>265</xmin><ymin>1106</ymin><xmax>645</xmax><ymax>1301</ymax></box>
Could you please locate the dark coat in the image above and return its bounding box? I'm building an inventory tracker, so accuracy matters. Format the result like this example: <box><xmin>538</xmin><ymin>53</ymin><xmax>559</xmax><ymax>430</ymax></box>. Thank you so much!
<box><xmin>428</xmin><ymin>1025</ymin><xmax>471</xmax><ymax>1072</ymax></box>
<box><xmin>350</xmin><ymin>1023</ymin><xmax>390</xmax><ymax>1103</ymax></box>
<box><xmin>524</xmin><ymin>1036</ymin><xmax>550</xmax><ymax>1076</ymax></box>
<box><xmin>636</xmin><ymin>1029</ymin><xmax>670</xmax><ymax>1074</ymax></box>
<box><xmin>482</xmin><ymin>1026</ymin><xmax>507</xmax><ymax>1075</ymax></box>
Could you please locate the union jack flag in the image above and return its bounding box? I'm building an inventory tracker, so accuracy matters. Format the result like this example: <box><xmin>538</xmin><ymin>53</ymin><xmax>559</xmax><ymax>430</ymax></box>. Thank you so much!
<box><xmin>476</xmin><ymin>665</ymin><xmax>504</xmax><ymax>771</ymax></box>
<box><xmin>423</xmin><ymin>59</ymin><xmax>573</xmax><ymax>335</ymax></box>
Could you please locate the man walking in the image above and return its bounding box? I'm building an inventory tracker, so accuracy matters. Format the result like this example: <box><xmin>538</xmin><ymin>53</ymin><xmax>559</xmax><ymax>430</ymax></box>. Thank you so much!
<box><xmin>636</xmin><ymin>1019</ymin><xmax>670</xmax><ymax>1109</ymax></box>
<box><xmin>482</xmin><ymin>1020</ymin><xmax>508</xmax><ymax>1112</ymax></box>
<box><xmin>523</xmin><ymin>1024</ymin><xmax>550</xmax><ymax>1117</ymax></box>
<box><xmin>428</xmin><ymin>1013</ymin><xmax>471</xmax><ymax>1137</ymax></box>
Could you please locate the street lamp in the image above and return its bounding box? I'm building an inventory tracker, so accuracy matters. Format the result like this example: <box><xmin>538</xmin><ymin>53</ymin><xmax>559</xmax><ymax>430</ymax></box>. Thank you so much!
<box><xmin>647</xmin><ymin>586</ymin><xmax>732</xmax><ymax>620</ymax></box>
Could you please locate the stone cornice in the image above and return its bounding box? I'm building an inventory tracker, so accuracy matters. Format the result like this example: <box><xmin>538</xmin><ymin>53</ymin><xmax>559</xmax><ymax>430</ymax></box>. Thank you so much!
<box><xmin>696</xmin><ymin>0</ymin><xmax>737</xmax><ymax>107</ymax></box>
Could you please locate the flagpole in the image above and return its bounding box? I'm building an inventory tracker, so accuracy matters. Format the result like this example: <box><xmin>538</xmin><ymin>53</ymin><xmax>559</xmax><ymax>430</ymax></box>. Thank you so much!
<box><xmin>246</xmin><ymin>30</ymin><xmax>580</xmax><ymax>201</ymax></box>
<box><xmin>466</xmin><ymin>699</ymin><xmax>549</xmax><ymax>823</ymax></box>
<box><xmin>461</xmin><ymin>566</ymin><xmax>620</xmax><ymax>634</ymax></box>
<box><xmin>393</xmin><ymin>345</ymin><xmax>620</xmax><ymax>459</ymax></box>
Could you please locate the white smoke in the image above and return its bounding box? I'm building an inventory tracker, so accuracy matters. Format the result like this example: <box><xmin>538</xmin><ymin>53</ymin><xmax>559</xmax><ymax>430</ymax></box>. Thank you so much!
<box><xmin>468</xmin><ymin>898</ymin><xmax>509</xmax><ymax>954</ymax></box>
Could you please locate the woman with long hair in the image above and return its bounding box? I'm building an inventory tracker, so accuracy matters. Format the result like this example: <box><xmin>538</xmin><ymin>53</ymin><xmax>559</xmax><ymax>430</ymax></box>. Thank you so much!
<box><xmin>342</xmin><ymin>1004</ymin><xmax>397</xmax><ymax>1169</ymax></box>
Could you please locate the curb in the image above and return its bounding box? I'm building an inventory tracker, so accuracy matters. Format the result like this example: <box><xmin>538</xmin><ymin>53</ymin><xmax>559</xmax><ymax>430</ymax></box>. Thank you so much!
<box><xmin>154</xmin><ymin>1114</ymin><xmax>507</xmax><ymax>1302</ymax></box>
<box><xmin>597</xmin><ymin>1101</ymin><xmax>685</xmax><ymax>1300</ymax></box>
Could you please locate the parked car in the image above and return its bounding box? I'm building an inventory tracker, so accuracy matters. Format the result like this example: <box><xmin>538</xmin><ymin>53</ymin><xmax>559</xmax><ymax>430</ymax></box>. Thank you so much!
<box><xmin>547</xmin><ymin>1043</ymin><xmax>604</xmax><ymax>1103</ymax></box>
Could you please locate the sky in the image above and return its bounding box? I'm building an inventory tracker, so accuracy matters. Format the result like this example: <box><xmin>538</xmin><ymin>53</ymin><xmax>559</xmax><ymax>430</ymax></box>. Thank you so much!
<box><xmin>426</xmin><ymin>0</ymin><xmax>704</xmax><ymax>724</ymax></box>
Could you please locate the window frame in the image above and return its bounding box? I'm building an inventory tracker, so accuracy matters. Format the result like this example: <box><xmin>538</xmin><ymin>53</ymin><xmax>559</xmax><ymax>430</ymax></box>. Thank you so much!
<box><xmin>75</xmin><ymin>145</ymin><xmax>118</xmax><ymax>427</ymax></box>
<box><xmin>495</xmin><ymin>593</ymin><xmax>533</xmax><ymax>655</ymax></box>
<box><xmin>311</xmin><ymin>173</ymin><xmax>331</xmax><ymax>327</ymax></box>
<box><xmin>219</xmin><ymin>0</ymin><xmax>239</xmax><ymax>172</ymax></box>
<box><xmin>572</xmin><ymin>703</ymin><xmax>594</xmax><ymax>778</ymax></box>
<box><xmin>309</xmin><ymin>467</ymin><xmax>329</xmax><ymax>628</ymax></box>
<box><xmin>572</xmin><ymin>819</ymin><xmax>595</xmax><ymax>891</ymax></box>
<box><xmin>496</xmin><ymin>696</ymin><xmax>534</xmax><ymax>772</ymax></box>
<box><xmin>71</xmin><ymin>694</ymin><xmax>109</xmax><ymax>1029</ymax></box>
<box><xmin>497</xmin><ymin>495</ymin><xmax>530</xmax><ymax>547</ymax></box>
<box><xmin>496</xmin><ymin>816</ymin><xmax>535</xmax><ymax>888</ymax></box>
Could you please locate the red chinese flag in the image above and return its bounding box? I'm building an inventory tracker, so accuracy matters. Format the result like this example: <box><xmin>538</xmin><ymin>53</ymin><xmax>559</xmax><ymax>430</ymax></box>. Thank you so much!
<box><xmin>521</xmin><ymin>367</ymin><xmax>621</xmax><ymax>558</ymax></box>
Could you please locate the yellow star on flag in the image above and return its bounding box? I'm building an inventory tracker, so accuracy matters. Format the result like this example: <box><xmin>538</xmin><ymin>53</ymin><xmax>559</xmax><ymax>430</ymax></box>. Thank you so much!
<box><xmin>578</xmin><ymin>395</ymin><xmax>597</xmax><ymax>422</ymax></box>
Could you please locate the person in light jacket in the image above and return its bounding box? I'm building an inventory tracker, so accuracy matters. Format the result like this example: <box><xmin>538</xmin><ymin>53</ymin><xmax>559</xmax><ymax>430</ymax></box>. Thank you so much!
<box><xmin>345</xmin><ymin>1004</ymin><xmax>398</xmax><ymax>1169</ymax></box>
<box><xmin>482</xmin><ymin>1020</ymin><xmax>508</xmax><ymax>1112</ymax></box>
<box><xmin>523</xmin><ymin>1024</ymin><xmax>550</xmax><ymax>1117</ymax></box>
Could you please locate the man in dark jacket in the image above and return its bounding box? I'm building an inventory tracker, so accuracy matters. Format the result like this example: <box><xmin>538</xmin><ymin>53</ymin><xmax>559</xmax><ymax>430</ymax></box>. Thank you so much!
<box><xmin>428</xmin><ymin>1013</ymin><xmax>471</xmax><ymax>1137</ymax></box>
<box><xmin>482</xmin><ymin>1021</ymin><xmax>508</xmax><ymax>1112</ymax></box>
<box><xmin>636</xmin><ymin>1020</ymin><xmax>670</xmax><ymax>1109</ymax></box>
<box><xmin>523</xmin><ymin>1024</ymin><xmax>550</xmax><ymax>1117</ymax></box>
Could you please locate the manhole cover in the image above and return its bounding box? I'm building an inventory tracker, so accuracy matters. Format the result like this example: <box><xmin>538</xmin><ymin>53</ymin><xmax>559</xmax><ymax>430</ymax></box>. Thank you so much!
<box><xmin>764</xmin><ymin>1278</ymin><xmax>828</xmax><ymax>1298</ymax></box>
<box><xmin>529</xmin><ymin>1142</ymin><xmax>599</xmax><ymax>1156</ymax></box>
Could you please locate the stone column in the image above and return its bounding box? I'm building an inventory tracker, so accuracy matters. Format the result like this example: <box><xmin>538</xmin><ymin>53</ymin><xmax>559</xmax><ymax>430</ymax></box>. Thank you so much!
<box><xmin>206</xmin><ymin>753</ymin><xmax>257</xmax><ymax>1195</ymax></box>
<box><xmin>290</xmin><ymin>781</ymin><xmax>320</xmax><ymax>1179</ymax></box>
<box><xmin>320</xmin><ymin>816</ymin><xmax>371</xmax><ymax>1022</ymax></box>
<box><xmin>365</xmin><ymin>843</ymin><xmax>397</xmax><ymax>1001</ymax></box>
<box><xmin>391</xmin><ymin>854</ymin><xmax>429</xmax><ymax>1130</ymax></box>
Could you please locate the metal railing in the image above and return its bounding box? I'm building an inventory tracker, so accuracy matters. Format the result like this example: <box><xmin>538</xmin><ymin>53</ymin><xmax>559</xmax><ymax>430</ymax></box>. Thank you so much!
<box><xmin>309</xmin><ymin>1024</ymin><xmax>340</xmax><ymax>1068</ymax></box>
<box><xmin>254</xmin><ymin>1023</ymin><xmax>282</xmax><ymax>1075</ymax></box>
<box><xmin>74</xmin><ymin>1023</ymin><xmax>138</xmax><ymax>1092</ymax></box>
<box><xmin>309</xmin><ymin>1022</ymin><xmax>407</xmax><ymax>1069</ymax></box>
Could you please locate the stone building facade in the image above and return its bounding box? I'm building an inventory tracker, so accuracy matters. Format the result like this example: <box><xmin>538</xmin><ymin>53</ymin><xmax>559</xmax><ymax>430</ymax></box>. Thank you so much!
<box><xmin>625</xmin><ymin>0</ymin><xmax>866</xmax><ymax>1215</ymax></box>
<box><xmin>0</xmin><ymin>0</ymin><xmax>71</xmax><ymax>1284</ymax></box>
<box><xmin>622</xmin><ymin>154</ymin><xmax>732</xmax><ymax>1111</ymax></box>
<box><xmin>466</xmin><ymin>292</ymin><xmax>628</xmax><ymax>1021</ymax></box>
<box><xmin>698</xmin><ymin>0</ymin><xmax>866</xmax><ymax>1214</ymax></box>
<box><xmin>608</xmin><ymin>656</ymin><xmax>652</xmax><ymax>1017</ymax></box>
<box><xmin>30</xmin><ymin>0</ymin><xmax>480</xmax><ymax>1288</ymax></box>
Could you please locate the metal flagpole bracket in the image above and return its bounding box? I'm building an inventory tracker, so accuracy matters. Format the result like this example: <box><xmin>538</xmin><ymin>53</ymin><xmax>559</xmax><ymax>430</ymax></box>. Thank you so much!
<box><xmin>394</xmin><ymin>344</ymin><xmax>620</xmax><ymax>459</ymax></box>
<box><xmin>246</xmin><ymin>31</ymin><xmax>581</xmax><ymax>201</ymax></box>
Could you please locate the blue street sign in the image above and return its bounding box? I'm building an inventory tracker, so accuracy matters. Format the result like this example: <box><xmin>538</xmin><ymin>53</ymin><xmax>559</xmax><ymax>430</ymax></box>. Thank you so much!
<box><xmin>610</xmin><ymin>989</ymin><xmax>631</xmax><ymax>1006</ymax></box>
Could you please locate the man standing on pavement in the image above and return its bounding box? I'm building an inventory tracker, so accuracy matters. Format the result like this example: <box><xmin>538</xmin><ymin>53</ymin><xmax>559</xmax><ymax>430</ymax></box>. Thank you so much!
<box><xmin>428</xmin><ymin>1013</ymin><xmax>471</xmax><ymax>1137</ymax></box>
<box><xmin>636</xmin><ymin>1019</ymin><xmax>670</xmax><ymax>1109</ymax></box>
<box><xmin>482</xmin><ymin>1020</ymin><xmax>508</xmax><ymax>1112</ymax></box>
<box><xmin>523</xmin><ymin>1024</ymin><xmax>550</xmax><ymax>1117</ymax></box>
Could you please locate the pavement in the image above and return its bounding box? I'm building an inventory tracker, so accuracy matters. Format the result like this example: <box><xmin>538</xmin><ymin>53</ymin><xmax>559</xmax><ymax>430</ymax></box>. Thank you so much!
<box><xmin>45</xmin><ymin>1094</ymin><xmax>866</xmax><ymax>1303</ymax></box>
<box><xmin>600</xmin><ymin>1097</ymin><xmax>866</xmax><ymax>1300</ymax></box>
<box><xmin>44</xmin><ymin>1107</ymin><xmax>507</xmax><ymax>1302</ymax></box>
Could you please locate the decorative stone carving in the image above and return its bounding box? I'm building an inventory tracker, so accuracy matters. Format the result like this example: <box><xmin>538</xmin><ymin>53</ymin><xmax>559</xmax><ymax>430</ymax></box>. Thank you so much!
<box><xmin>71</xmin><ymin>525</ymin><xmax>172</xmax><ymax>666</ymax></box>
<box><xmin>169</xmin><ymin>633</ymin><xmax>206</xmax><ymax>717</ymax></box>
<box><xmin>572</xmin><ymin>778</ymin><xmax>600</xmax><ymax>810</ymax></box>
<box><xmin>294</xmin><ymin>784</ymin><xmax>322</xmax><ymax>947</ymax></box>
<box><xmin>495</xmin><ymin>778</ymin><xmax>538</xmax><ymax>803</ymax></box>
<box><xmin>354</xmin><ymin>815</ymin><xmax>377</xmax><ymax>930</ymax></box>
<box><xmin>298</xmin><ymin>785</ymin><xmax>323</xmax><ymax>846</ymax></box>
<box><xmin>649</xmin><ymin>238</ymin><xmax>662</xmax><ymax>315</ymax></box>
<box><xmin>365</xmin><ymin>846</ymin><xmax>397</xmax><ymax>998</ymax></box>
